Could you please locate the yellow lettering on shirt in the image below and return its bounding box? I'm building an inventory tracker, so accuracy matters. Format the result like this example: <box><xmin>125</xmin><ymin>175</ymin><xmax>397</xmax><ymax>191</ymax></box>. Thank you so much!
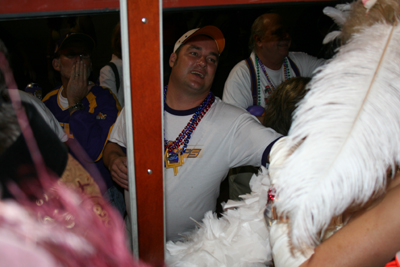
<box><xmin>86</xmin><ymin>92</ymin><xmax>97</xmax><ymax>113</ymax></box>
<box><xmin>187</xmin><ymin>149</ymin><xmax>201</xmax><ymax>158</ymax></box>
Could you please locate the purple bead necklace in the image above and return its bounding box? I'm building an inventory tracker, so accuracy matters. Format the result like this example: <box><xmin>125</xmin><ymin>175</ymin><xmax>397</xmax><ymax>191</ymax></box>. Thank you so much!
<box><xmin>164</xmin><ymin>85</ymin><xmax>215</xmax><ymax>163</ymax></box>
<box><xmin>256</xmin><ymin>54</ymin><xmax>291</xmax><ymax>97</ymax></box>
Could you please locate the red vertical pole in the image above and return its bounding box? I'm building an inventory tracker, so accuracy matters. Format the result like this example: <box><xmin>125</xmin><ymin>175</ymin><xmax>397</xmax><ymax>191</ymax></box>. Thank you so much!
<box><xmin>126</xmin><ymin>0</ymin><xmax>164</xmax><ymax>263</ymax></box>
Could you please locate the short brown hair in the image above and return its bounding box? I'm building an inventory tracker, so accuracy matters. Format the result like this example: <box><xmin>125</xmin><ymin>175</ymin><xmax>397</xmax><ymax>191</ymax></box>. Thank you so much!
<box><xmin>248</xmin><ymin>14</ymin><xmax>268</xmax><ymax>51</ymax></box>
<box><xmin>263</xmin><ymin>77</ymin><xmax>311</xmax><ymax>135</ymax></box>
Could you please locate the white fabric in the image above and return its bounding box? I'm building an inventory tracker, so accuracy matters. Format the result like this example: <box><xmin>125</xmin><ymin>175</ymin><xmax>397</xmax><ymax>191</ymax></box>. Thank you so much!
<box><xmin>99</xmin><ymin>55</ymin><xmax>124</xmax><ymax>107</ymax></box>
<box><xmin>109</xmin><ymin>97</ymin><xmax>281</xmax><ymax>241</ymax></box>
<box><xmin>268</xmin><ymin>137</ymin><xmax>289</xmax><ymax>183</ymax></box>
<box><xmin>222</xmin><ymin>51</ymin><xmax>325</xmax><ymax>110</ymax></box>
<box><xmin>18</xmin><ymin>90</ymin><xmax>68</xmax><ymax>142</ymax></box>
<box><xmin>58</xmin><ymin>86</ymin><xmax>69</xmax><ymax>109</ymax></box>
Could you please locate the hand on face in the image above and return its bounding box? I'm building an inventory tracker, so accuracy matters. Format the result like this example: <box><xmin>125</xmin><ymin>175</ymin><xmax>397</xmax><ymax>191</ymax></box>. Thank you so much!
<box><xmin>67</xmin><ymin>60</ymin><xmax>92</xmax><ymax>105</ymax></box>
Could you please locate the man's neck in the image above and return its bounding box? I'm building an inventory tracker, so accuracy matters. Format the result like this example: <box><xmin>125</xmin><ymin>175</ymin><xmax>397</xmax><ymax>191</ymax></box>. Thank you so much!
<box><xmin>255</xmin><ymin>51</ymin><xmax>285</xmax><ymax>71</ymax></box>
<box><xmin>165</xmin><ymin>84</ymin><xmax>209</xmax><ymax>111</ymax></box>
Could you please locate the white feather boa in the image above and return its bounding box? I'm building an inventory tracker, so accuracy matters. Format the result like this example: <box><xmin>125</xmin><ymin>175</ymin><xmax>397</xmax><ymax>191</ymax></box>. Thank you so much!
<box><xmin>165</xmin><ymin>167</ymin><xmax>273</xmax><ymax>267</ymax></box>
<box><xmin>270</xmin><ymin>22</ymin><xmax>400</xmax><ymax>249</ymax></box>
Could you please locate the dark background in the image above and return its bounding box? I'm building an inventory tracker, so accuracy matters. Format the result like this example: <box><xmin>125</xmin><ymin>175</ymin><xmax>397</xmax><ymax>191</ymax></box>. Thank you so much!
<box><xmin>0</xmin><ymin>1</ymin><xmax>341</xmax><ymax>98</ymax></box>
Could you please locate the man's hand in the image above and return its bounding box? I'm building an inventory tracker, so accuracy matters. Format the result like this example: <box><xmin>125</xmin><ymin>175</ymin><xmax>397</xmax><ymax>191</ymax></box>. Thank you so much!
<box><xmin>109</xmin><ymin>156</ymin><xmax>129</xmax><ymax>189</ymax></box>
<box><xmin>103</xmin><ymin>142</ymin><xmax>129</xmax><ymax>190</ymax></box>
<box><xmin>67</xmin><ymin>60</ymin><xmax>91</xmax><ymax>108</ymax></box>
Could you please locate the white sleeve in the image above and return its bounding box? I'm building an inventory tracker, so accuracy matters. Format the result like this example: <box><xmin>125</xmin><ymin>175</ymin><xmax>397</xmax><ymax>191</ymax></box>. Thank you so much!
<box><xmin>18</xmin><ymin>91</ymin><xmax>68</xmax><ymax>142</ymax></box>
<box><xmin>228</xmin><ymin>112</ymin><xmax>281</xmax><ymax>168</ymax></box>
<box><xmin>289</xmin><ymin>52</ymin><xmax>326</xmax><ymax>77</ymax></box>
<box><xmin>99</xmin><ymin>65</ymin><xmax>118</xmax><ymax>97</ymax></box>
<box><xmin>109</xmin><ymin>108</ymin><xmax>127</xmax><ymax>148</ymax></box>
<box><xmin>222</xmin><ymin>61</ymin><xmax>254</xmax><ymax>110</ymax></box>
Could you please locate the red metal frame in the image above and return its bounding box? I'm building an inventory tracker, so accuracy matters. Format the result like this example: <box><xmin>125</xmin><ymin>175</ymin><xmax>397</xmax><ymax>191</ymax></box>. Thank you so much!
<box><xmin>163</xmin><ymin>0</ymin><xmax>333</xmax><ymax>8</ymax></box>
<box><xmin>1</xmin><ymin>0</ymin><xmax>119</xmax><ymax>15</ymax></box>
<box><xmin>1</xmin><ymin>0</ymin><xmax>337</xmax><ymax>16</ymax></box>
<box><xmin>126</xmin><ymin>0</ymin><xmax>164</xmax><ymax>263</ymax></box>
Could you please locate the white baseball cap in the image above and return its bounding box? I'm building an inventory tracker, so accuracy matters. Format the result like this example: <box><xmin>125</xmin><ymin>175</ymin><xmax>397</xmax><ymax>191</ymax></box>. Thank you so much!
<box><xmin>173</xmin><ymin>25</ymin><xmax>225</xmax><ymax>55</ymax></box>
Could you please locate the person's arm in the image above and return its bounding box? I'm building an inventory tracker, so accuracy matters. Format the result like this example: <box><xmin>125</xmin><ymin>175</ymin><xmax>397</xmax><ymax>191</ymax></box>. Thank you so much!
<box><xmin>68</xmin><ymin>96</ymin><xmax>120</xmax><ymax>162</ymax></box>
<box><xmin>290</xmin><ymin>52</ymin><xmax>326</xmax><ymax>78</ymax></box>
<box><xmin>228</xmin><ymin>111</ymin><xmax>281</xmax><ymax>168</ymax></box>
<box><xmin>103</xmin><ymin>141</ymin><xmax>128</xmax><ymax>190</ymax></box>
<box><xmin>300</xmin><ymin>181</ymin><xmax>400</xmax><ymax>267</ymax></box>
<box><xmin>270</xmin><ymin>178</ymin><xmax>400</xmax><ymax>267</ymax></box>
<box><xmin>18</xmin><ymin>91</ymin><xmax>68</xmax><ymax>142</ymax></box>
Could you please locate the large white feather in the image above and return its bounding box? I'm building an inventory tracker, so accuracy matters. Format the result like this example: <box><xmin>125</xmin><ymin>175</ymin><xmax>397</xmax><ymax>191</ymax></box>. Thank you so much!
<box><xmin>271</xmin><ymin>22</ymin><xmax>400</xmax><ymax>249</ymax></box>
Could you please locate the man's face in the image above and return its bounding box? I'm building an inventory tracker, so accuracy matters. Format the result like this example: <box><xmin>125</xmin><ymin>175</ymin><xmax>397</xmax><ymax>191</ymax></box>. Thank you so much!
<box><xmin>258</xmin><ymin>14</ymin><xmax>291</xmax><ymax>60</ymax></box>
<box><xmin>53</xmin><ymin>42</ymin><xmax>92</xmax><ymax>79</ymax></box>
<box><xmin>169</xmin><ymin>35</ymin><xmax>219</xmax><ymax>95</ymax></box>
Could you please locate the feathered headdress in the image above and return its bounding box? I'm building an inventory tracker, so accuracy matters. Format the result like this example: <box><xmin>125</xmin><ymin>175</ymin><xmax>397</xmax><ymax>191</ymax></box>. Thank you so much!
<box><xmin>323</xmin><ymin>0</ymin><xmax>400</xmax><ymax>45</ymax></box>
<box><xmin>270</xmin><ymin>0</ymin><xmax>400</xmax><ymax>250</ymax></box>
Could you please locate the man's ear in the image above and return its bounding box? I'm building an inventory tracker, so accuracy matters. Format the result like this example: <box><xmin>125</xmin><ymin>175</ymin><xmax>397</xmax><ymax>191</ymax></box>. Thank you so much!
<box><xmin>52</xmin><ymin>58</ymin><xmax>60</xmax><ymax>71</ymax></box>
<box><xmin>255</xmin><ymin>35</ymin><xmax>263</xmax><ymax>47</ymax></box>
<box><xmin>169</xmin><ymin>53</ymin><xmax>177</xmax><ymax>68</ymax></box>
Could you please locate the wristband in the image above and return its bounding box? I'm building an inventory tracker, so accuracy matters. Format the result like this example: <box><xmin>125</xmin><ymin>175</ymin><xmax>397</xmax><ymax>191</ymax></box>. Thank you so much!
<box><xmin>68</xmin><ymin>102</ymin><xmax>84</xmax><ymax>112</ymax></box>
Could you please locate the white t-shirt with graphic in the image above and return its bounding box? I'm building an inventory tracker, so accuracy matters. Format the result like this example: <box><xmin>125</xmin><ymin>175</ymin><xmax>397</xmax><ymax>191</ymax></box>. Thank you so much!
<box><xmin>109</xmin><ymin>97</ymin><xmax>281</xmax><ymax>241</ymax></box>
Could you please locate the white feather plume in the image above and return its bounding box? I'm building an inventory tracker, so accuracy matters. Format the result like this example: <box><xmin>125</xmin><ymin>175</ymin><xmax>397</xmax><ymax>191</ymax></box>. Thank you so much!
<box><xmin>323</xmin><ymin>6</ymin><xmax>349</xmax><ymax>27</ymax></box>
<box><xmin>166</xmin><ymin>167</ymin><xmax>273</xmax><ymax>267</ymax></box>
<box><xmin>322</xmin><ymin>31</ymin><xmax>342</xmax><ymax>44</ymax></box>
<box><xmin>335</xmin><ymin>3</ymin><xmax>353</xmax><ymax>11</ymax></box>
<box><xmin>271</xmin><ymin>22</ymin><xmax>400</xmax><ymax>249</ymax></box>
<box><xmin>322</xmin><ymin>3</ymin><xmax>352</xmax><ymax>44</ymax></box>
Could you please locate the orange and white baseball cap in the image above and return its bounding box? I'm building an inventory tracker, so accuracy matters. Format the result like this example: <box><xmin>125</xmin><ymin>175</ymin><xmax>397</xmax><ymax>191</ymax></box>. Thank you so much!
<box><xmin>173</xmin><ymin>25</ymin><xmax>225</xmax><ymax>55</ymax></box>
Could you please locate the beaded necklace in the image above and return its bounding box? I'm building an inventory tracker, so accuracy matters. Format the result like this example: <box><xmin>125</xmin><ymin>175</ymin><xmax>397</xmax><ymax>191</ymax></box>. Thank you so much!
<box><xmin>164</xmin><ymin>85</ymin><xmax>215</xmax><ymax>175</ymax></box>
<box><xmin>255</xmin><ymin>54</ymin><xmax>291</xmax><ymax>106</ymax></box>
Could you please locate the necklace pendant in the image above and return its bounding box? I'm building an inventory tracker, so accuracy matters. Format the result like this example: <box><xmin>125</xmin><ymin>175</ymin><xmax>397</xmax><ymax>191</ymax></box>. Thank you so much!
<box><xmin>164</xmin><ymin>149</ymin><xmax>184</xmax><ymax>176</ymax></box>
<box><xmin>167</xmin><ymin>152</ymin><xmax>179</xmax><ymax>162</ymax></box>
<box><xmin>265</xmin><ymin>85</ymin><xmax>272</xmax><ymax>94</ymax></box>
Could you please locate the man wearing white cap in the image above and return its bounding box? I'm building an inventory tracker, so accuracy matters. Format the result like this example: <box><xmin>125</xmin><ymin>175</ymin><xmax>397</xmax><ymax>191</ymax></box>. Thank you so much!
<box><xmin>104</xmin><ymin>26</ymin><xmax>281</xmax><ymax>241</ymax></box>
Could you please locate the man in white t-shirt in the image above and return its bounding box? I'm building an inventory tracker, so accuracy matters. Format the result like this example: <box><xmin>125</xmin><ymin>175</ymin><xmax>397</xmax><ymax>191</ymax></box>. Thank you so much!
<box><xmin>223</xmin><ymin>13</ymin><xmax>325</xmax><ymax>120</ymax></box>
<box><xmin>223</xmin><ymin>13</ymin><xmax>324</xmax><ymax>200</ymax></box>
<box><xmin>103</xmin><ymin>26</ymin><xmax>282</xmax><ymax>241</ymax></box>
